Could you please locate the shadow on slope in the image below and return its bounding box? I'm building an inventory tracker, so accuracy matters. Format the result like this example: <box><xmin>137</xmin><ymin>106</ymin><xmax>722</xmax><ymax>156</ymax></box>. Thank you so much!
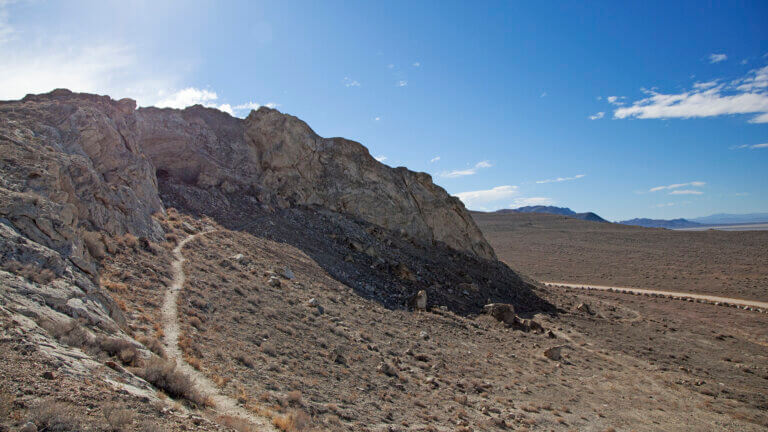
<box><xmin>158</xmin><ymin>181</ymin><xmax>554</xmax><ymax>317</ymax></box>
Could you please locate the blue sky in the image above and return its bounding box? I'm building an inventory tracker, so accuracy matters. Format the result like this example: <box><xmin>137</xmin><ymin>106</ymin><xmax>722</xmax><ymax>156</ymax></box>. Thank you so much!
<box><xmin>1</xmin><ymin>1</ymin><xmax>766</xmax><ymax>221</ymax></box>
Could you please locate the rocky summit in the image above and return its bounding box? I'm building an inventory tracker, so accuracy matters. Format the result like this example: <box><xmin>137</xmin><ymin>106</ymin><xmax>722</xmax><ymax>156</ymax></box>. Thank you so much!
<box><xmin>0</xmin><ymin>89</ymin><xmax>493</xmax><ymax>274</ymax></box>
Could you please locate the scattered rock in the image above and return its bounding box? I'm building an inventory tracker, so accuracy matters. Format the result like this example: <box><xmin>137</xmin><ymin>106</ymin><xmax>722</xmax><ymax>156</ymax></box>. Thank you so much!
<box><xmin>230</xmin><ymin>253</ymin><xmax>244</xmax><ymax>262</ymax></box>
<box><xmin>41</xmin><ymin>371</ymin><xmax>55</xmax><ymax>380</ymax></box>
<box><xmin>408</xmin><ymin>290</ymin><xmax>428</xmax><ymax>311</ymax></box>
<box><xmin>280</xmin><ymin>267</ymin><xmax>295</xmax><ymax>280</ymax></box>
<box><xmin>419</xmin><ymin>331</ymin><xmax>429</xmax><ymax>340</ymax></box>
<box><xmin>576</xmin><ymin>303</ymin><xmax>594</xmax><ymax>315</ymax></box>
<box><xmin>543</xmin><ymin>346</ymin><xmax>564</xmax><ymax>361</ymax></box>
<box><xmin>377</xmin><ymin>361</ymin><xmax>399</xmax><ymax>377</ymax></box>
<box><xmin>268</xmin><ymin>276</ymin><xmax>282</xmax><ymax>287</ymax></box>
<box><xmin>19</xmin><ymin>422</ymin><xmax>37</xmax><ymax>432</ymax></box>
<box><xmin>308</xmin><ymin>298</ymin><xmax>319</xmax><ymax>307</ymax></box>
<box><xmin>482</xmin><ymin>303</ymin><xmax>516</xmax><ymax>325</ymax></box>
<box><xmin>182</xmin><ymin>222</ymin><xmax>196</xmax><ymax>233</ymax></box>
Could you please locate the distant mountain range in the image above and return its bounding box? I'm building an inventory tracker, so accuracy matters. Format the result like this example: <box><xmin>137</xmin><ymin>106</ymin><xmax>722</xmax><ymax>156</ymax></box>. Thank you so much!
<box><xmin>477</xmin><ymin>206</ymin><xmax>768</xmax><ymax>229</ymax></box>
<box><xmin>617</xmin><ymin>218</ymin><xmax>702</xmax><ymax>229</ymax></box>
<box><xmin>689</xmin><ymin>213</ymin><xmax>768</xmax><ymax>225</ymax></box>
<box><xmin>494</xmin><ymin>206</ymin><xmax>608</xmax><ymax>223</ymax></box>
<box><xmin>618</xmin><ymin>212</ymin><xmax>768</xmax><ymax>229</ymax></box>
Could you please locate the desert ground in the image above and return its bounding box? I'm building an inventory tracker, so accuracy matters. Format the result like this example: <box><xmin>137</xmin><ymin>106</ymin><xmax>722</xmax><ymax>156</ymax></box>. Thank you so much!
<box><xmin>472</xmin><ymin>211</ymin><xmax>768</xmax><ymax>302</ymax></box>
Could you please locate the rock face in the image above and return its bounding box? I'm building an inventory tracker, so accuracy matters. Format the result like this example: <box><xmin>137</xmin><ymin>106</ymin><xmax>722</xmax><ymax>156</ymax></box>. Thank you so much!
<box><xmin>1</xmin><ymin>89</ymin><xmax>494</xmax><ymax>261</ymax></box>
<box><xmin>0</xmin><ymin>90</ymin><xmax>164</xmax><ymax>274</ymax></box>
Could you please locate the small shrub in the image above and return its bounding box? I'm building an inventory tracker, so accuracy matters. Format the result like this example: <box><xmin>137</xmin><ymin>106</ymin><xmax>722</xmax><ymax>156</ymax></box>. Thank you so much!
<box><xmin>31</xmin><ymin>399</ymin><xmax>81</xmax><ymax>432</ymax></box>
<box><xmin>3</xmin><ymin>260</ymin><xmax>55</xmax><ymax>284</ymax></box>
<box><xmin>272</xmin><ymin>409</ymin><xmax>310</xmax><ymax>431</ymax></box>
<box><xmin>165</xmin><ymin>233</ymin><xmax>179</xmax><ymax>244</ymax></box>
<box><xmin>103</xmin><ymin>403</ymin><xmax>134</xmax><ymax>431</ymax></box>
<box><xmin>137</xmin><ymin>335</ymin><xmax>166</xmax><ymax>359</ymax></box>
<box><xmin>286</xmin><ymin>391</ymin><xmax>303</xmax><ymax>406</ymax></box>
<box><xmin>122</xmin><ymin>233</ymin><xmax>139</xmax><ymax>250</ymax></box>
<box><xmin>218</xmin><ymin>415</ymin><xmax>258</xmax><ymax>432</ymax></box>
<box><xmin>99</xmin><ymin>337</ymin><xmax>139</xmax><ymax>365</ymax></box>
<box><xmin>136</xmin><ymin>356</ymin><xmax>208</xmax><ymax>406</ymax></box>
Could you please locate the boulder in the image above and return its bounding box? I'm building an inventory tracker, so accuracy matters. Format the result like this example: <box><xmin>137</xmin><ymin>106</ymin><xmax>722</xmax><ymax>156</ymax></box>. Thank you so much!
<box><xmin>482</xmin><ymin>303</ymin><xmax>516</xmax><ymax>325</ymax></box>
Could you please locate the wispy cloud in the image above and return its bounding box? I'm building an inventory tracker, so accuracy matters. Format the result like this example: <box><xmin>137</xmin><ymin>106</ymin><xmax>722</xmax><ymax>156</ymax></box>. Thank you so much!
<box><xmin>709</xmin><ymin>53</ymin><xmax>727</xmax><ymax>63</ymax></box>
<box><xmin>412</xmin><ymin>62</ymin><xmax>420</xmax><ymax>67</ymax></box>
<box><xmin>374</xmin><ymin>155</ymin><xmax>387</xmax><ymax>162</ymax></box>
<box><xmin>612</xmin><ymin>65</ymin><xmax>768</xmax><ymax>123</ymax></box>
<box><xmin>589</xmin><ymin>112</ymin><xmax>604</xmax><ymax>120</ymax></box>
<box><xmin>343</xmin><ymin>77</ymin><xmax>360</xmax><ymax>87</ymax></box>
<box><xmin>387</xmin><ymin>64</ymin><xmax>394</xmax><ymax>69</ymax></box>
<box><xmin>606</xmin><ymin>96</ymin><xmax>625</xmax><ymax>105</ymax></box>
<box><xmin>536</xmin><ymin>174</ymin><xmax>585</xmax><ymax>184</ymax></box>
<box><xmin>512</xmin><ymin>197</ymin><xmax>555</xmax><ymax>207</ymax></box>
<box><xmin>540</xmin><ymin>92</ymin><xmax>547</xmax><ymax>98</ymax></box>
<box><xmin>669</xmin><ymin>189</ymin><xmax>703</xmax><ymax>195</ymax></box>
<box><xmin>455</xmin><ymin>185</ymin><xmax>519</xmax><ymax>210</ymax></box>
<box><xmin>429</xmin><ymin>156</ymin><xmax>440</xmax><ymax>163</ymax></box>
<box><xmin>654</xmin><ymin>202</ymin><xmax>676</xmax><ymax>207</ymax></box>
<box><xmin>374</xmin><ymin>116</ymin><xmax>381</xmax><ymax>121</ymax></box>
<box><xmin>732</xmin><ymin>142</ymin><xmax>768</xmax><ymax>149</ymax></box>
<box><xmin>441</xmin><ymin>160</ymin><xmax>492</xmax><ymax>178</ymax></box>
<box><xmin>649</xmin><ymin>181</ymin><xmax>705</xmax><ymax>192</ymax></box>
<box><xmin>396</xmin><ymin>80</ymin><xmax>408</xmax><ymax>87</ymax></box>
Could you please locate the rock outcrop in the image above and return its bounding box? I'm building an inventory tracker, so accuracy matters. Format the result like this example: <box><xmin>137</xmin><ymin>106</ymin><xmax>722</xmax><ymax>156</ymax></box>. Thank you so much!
<box><xmin>1</xmin><ymin>89</ymin><xmax>494</xmax><ymax>263</ymax></box>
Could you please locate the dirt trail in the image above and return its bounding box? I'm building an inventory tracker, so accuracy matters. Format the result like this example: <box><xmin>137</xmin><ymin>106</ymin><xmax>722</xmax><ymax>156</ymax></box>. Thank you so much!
<box><xmin>162</xmin><ymin>230</ymin><xmax>277</xmax><ymax>431</ymax></box>
<box><xmin>544</xmin><ymin>281</ymin><xmax>768</xmax><ymax>311</ymax></box>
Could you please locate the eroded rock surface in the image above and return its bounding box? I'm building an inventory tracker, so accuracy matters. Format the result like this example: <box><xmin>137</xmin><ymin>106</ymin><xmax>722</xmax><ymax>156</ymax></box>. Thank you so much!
<box><xmin>1</xmin><ymin>89</ymin><xmax>494</xmax><ymax>264</ymax></box>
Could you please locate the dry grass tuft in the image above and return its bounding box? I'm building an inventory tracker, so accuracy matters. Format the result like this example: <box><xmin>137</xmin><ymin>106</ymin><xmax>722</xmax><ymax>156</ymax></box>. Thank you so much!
<box><xmin>31</xmin><ymin>399</ymin><xmax>81</xmax><ymax>431</ymax></box>
<box><xmin>272</xmin><ymin>409</ymin><xmax>310</xmax><ymax>431</ymax></box>
<box><xmin>135</xmin><ymin>356</ymin><xmax>210</xmax><ymax>406</ymax></box>
<box><xmin>3</xmin><ymin>260</ymin><xmax>55</xmax><ymax>284</ymax></box>
<box><xmin>103</xmin><ymin>403</ymin><xmax>134</xmax><ymax>431</ymax></box>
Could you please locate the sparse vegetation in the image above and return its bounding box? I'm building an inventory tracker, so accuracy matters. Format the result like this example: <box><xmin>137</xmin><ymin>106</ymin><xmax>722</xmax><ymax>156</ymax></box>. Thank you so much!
<box><xmin>135</xmin><ymin>356</ymin><xmax>210</xmax><ymax>406</ymax></box>
<box><xmin>31</xmin><ymin>399</ymin><xmax>81</xmax><ymax>432</ymax></box>
<box><xmin>3</xmin><ymin>260</ymin><xmax>55</xmax><ymax>284</ymax></box>
<box><xmin>103</xmin><ymin>403</ymin><xmax>134</xmax><ymax>431</ymax></box>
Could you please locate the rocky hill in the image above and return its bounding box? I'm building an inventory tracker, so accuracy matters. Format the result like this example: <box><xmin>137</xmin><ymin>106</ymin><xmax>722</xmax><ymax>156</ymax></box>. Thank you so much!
<box><xmin>618</xmin><ymin>217</ymin><xmax>701</xmax><ymax>229</ymax></box>
<box><xmin>484</xmin><ymin>206</ymin><xmax>608</xmax><ymax>223</ymax></box>
<box><xmin>1</xmin><ymin>89</ymin><xmax>494</xmax><ymax>268</ymax></box>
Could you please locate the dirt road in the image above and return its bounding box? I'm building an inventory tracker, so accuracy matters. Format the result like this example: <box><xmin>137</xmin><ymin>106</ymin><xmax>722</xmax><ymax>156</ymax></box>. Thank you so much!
<box><xmin>543</xmin><ymin>282</ymin><xmax>768</xmax><ymax>311</ymax></box>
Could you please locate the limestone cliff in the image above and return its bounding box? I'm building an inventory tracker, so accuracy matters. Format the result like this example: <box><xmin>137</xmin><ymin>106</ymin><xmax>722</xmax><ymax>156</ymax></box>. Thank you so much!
<box><xmin>0</xmin><ymin>89</ymin><xmax>495</xmax><ymax>265</ymax></box>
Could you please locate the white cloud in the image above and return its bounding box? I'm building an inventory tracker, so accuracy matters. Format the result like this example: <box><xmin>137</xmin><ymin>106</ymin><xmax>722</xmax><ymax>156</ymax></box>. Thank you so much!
<box><xmin>669</xmin><ymin>189</ymin><xmax>703</xmax><ymax>195</ymax></box>
<box><xmin>412</xmin><ymin>62</ymin><xmax>420</xmax><ymax>67</ymax></box>
<box><xmin>732</xmin><ymin>142</ymin><xmax>768</xmax><ymax>149</ymax></box>
<box><xmin>613</xmin><ymin>65</ymin><xmax>768</xmax><ymax>123</ymax></box>
<box><xmin>606</xmin><ymin>96</ymin><xmax>625</xmax><ymax>105</ymax></box>
<box><xmin>649</xmin><ymin>181</ymin><xmax>705</xmax><ymax>192</ymax></box>
<box><xmin>512</xmin><ymin>197</ymin><xmax>555</xmax><ymax>207</ymax></box>
<box><xmin>374</xmin><ymin>155</ymin><xmax>387</xmax><ymax>162</ymax></box>
<box><xmin>374</xmin><ymin>116</ymin><xmax>381</xmax><ymax>121</ymax></box>
<box><xmin>654</xmin><ymin>202</ymin><xmax>676</xmax><ymax>207</ymax></box>
<box><xmin>540</xmin><ymin>92</ymin><xmax>547</xmax><ymax>98</ymax></box>
<box><xmin>709</xmin><ymin>53</ymin><xmax>727</xmax><ymax>63</ymax></box>
<box><xmin>343</xmin><ymin>77</ymin><xmax>360</xmax><ymax>87</ymax></box>
<box><xmin>440</xmin><ymin>160</ymin><xmax>493</xmax><ymax>178</ymax></box>
<box><xmin>397</xmin><ymin>80</ymin><xmax>408</xmax><ymax>87</ymax></box>
<box><xmin>429</xmin><ymin>156</ymin><xmax>440</xmax><ymax>163</ymax></box>
<box><xmin>536</xmin><ymin>174</ymin><xmax>585</xmax><ymax>184</ymax></box>
<box><xmin>155</xmin><ymin>87</ymin><xmax>219</xmax><ymax>109</ymax></box>
<box><xmin>693</xmin><ymin>80</ymin><xmax>718</xmax><ymax>90</ymax></box>
<box><xmin>589</xmin><ymin>112</ymin><xmax>604</xmax><ymax>120</ymax></box>
<box><xmin>455</xmin><ymin>185</ymin><xmax>519</xmax><ymax>209</ymax></box>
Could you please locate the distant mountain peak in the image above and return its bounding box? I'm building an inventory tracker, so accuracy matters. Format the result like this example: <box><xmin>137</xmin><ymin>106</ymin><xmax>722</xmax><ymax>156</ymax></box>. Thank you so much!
<box><xmin>495</xmin><ymin>206</ymin><xmax>608</xmax><ymax>223</ymax></box>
